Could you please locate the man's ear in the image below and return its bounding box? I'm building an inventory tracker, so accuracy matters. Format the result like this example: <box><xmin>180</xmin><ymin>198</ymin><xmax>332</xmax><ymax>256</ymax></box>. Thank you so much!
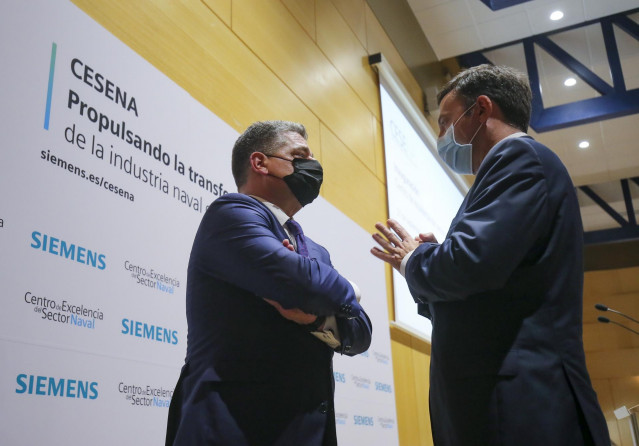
<box><xmin>249</xmin><ymin>152</ymin><xmax>269</xmax><ymax>175</ymax></box>
<box><xmin>476</xmin><ymin>95</ymin><xmax>494</xmax><ymax>123</ymax></box>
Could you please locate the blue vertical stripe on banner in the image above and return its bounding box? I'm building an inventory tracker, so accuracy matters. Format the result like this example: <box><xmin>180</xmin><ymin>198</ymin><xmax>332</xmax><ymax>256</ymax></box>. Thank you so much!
<box><xmin>44</xmin><ymin>42</ymin><xmax>57</xmax><ymax>130</ymax></box>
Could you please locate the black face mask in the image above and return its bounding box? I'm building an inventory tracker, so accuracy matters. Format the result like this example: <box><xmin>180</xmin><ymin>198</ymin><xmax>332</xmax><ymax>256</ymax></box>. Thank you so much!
<box><xmin>268</xmin><ymin>156</ymin><xmax>323</xmax><ymax>206</ymax></box>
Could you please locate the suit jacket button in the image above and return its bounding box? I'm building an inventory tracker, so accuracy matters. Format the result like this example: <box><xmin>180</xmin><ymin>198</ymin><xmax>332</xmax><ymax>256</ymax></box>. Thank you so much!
<box><xmin>344</xmin><ymin>345</ymin><xmax>351</xmax><ymax>352</ymax></box>
<box><xmin>319</xmin><ymin>401</ymin><xmax>329</xmax><ymax>414</ymax></box>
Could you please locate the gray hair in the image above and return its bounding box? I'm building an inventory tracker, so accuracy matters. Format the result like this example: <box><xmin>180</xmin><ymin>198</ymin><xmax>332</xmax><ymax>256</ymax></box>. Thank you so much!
<box><xmin>231</xmin><ymin>120</ymin><xmax>307</xmax><ymax>187</ymax></box>
<box><xmin>437</xmin><ymin>64</ymin><xmax>532</xmax><ymax>132</ymax></box>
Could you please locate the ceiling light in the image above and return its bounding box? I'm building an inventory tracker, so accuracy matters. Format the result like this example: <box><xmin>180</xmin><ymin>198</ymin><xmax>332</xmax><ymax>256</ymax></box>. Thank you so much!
<box><xmin>550</xmin><ymin>10</ymin><xmax>564</xmax><ymax>21</ymax></box>
<box><xmin>578</xmin><ymin>141</ymin><xmax>590</xmax><ymax>149</ymax></box>
<box><xmin>564</xmin><ymin>77</ymin><xmax>577</xmax><ymax>87</ymax></box>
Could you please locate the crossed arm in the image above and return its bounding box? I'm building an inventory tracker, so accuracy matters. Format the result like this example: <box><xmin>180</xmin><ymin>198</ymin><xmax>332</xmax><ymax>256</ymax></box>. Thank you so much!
<box><xmin>264</xmin><ymin>239</ymin><xmax>320</xmax><ymax>326</ymax></box>
<box><xmin>266</xmin><ymin>239</ymin><xmax>372</xmax><ymax>355</ymax></box>
<box><xmin>196</xmin><ymin>195</ymin><xmax>371</xmax><ymax>353</ymax></box>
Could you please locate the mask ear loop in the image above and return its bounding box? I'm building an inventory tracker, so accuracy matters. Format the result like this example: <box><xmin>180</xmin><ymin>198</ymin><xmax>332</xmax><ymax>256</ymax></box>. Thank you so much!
<box><xmin>466</xmin><ymin>104</ymin><xmax>485</xmax><ymax>174</ymax></box>
<box><xmin>452</xmin><ymin>102</ymin><xmax>477</xmax><ymax>127</ymax></box>
<box><xmin>449</xmin><ymin>102</ymin><xmax>478</xmax><ymax>144</ymax></box>
<box><xmin>468</xmin><ymin>120</ymin><xmax>484</xmax><ymax>145</ymax></box>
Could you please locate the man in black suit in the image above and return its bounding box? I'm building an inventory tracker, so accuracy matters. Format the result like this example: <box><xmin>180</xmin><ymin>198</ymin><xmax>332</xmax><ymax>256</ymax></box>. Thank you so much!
<box><xmin>372</xmin><ymin>65</ymin><xmax>609</xmax><ymax>446</ymax></box>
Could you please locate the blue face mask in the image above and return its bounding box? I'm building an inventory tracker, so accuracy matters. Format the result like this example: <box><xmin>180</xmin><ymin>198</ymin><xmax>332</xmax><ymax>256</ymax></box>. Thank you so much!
<box><xmin>437</xmin><ymin>102</ymin><xmax>482</xmax><ymax>175</ymax></box>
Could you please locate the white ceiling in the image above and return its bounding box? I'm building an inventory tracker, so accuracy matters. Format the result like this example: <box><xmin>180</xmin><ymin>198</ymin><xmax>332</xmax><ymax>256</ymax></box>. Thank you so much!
<box><xmin>404</xmin><ymin>0</ymin><xmax>639</xmax><ymax>232</ymax></box>
<box><xmin>408</xmin><ymin>0</ymin><xmax>639</xmax><ymax>60</ymax></box>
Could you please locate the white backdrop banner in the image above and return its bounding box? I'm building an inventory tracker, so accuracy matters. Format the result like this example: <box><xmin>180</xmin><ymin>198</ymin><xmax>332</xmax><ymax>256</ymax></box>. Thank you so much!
<box><xmin>0</xmin><ymin>1</ymin><xmax>398</xmax><ymax>445</ymax></box>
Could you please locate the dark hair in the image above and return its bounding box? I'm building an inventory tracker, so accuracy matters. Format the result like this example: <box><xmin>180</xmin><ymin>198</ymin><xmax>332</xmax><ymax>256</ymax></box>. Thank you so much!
<box><xmin>231</xmin><ymin>120</ymin><xmax>307</xmax><ymax>187</ymax></box>
<box><xmin>437</xmin><ymin>64</ymin><xmax>532</xmax><ymax>132</ymax></box>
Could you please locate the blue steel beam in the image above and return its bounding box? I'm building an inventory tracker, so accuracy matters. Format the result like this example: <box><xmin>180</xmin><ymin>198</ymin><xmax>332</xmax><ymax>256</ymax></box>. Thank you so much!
<box><xmin>532</xmin><ymin>89</ymin><xmax>639</xmax><ymax>131</ymax></box>
<box><xmin>457</xmin><ymin>10</ymin><xmax>639</xmax><ymax>132</ymax></box>
<box><xmin>479</xmin><ymin>0</ymin><xmax>533</xmax><ymax>11</ymax></box>
<box><xmin>584</xmin><ymin>226</ymin><xmax>639</xmax><ymax>245</ymax></box>
<box><xmin>601</xmin><ymin>18</ymin><xmax>626</xmax><ymax>92</ymax></box>
<box><xmin>523</xmin><ymin>39</ymin><xmax>544</xmax><ymax>125</ymax></box>
<box><xmin>579</xmin><ymin>185</ymin><xmax>629</xmax><ymax>227</ymax></box>
<box><xmin>458</xmin><ymin>51</ymin><xmax>492</xmax><ymax>68</ymax></box>
<box><xmin>621</xmin><ymin>179</ymin><xmax>637</xmax><ymax>226</ymax></box>
<box><xmin>581</xmin><ymin>177</ymin><xmax>639</xmax><ymax>245</ymax></box>
<box><xmin>614</xmin><ymin>14</ymin><xmax>639</xmax><ymax>40</ymax></box>
<box><xmin>534</xmin><ymin>36</ymin><xmax>613</xmax><ymax>95</ymax></box>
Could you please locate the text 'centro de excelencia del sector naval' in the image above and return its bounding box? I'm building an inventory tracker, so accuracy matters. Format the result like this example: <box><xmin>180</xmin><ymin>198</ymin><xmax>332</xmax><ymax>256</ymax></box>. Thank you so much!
<box><xmin>57</xmin><ymin>56</ymin><xmax>231</xmax><ymax>212</ymax></box>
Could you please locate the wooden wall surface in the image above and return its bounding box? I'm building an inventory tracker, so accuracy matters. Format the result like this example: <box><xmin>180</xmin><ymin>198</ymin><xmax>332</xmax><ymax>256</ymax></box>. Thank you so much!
<box><xmin>69</xmin><ymin>1</ymin><xmax>432</xmax><ymax>444</ymax></box>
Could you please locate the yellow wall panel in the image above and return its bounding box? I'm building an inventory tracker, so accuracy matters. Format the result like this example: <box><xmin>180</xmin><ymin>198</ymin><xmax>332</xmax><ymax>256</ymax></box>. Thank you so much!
<box><xmin>583</xmin><ymin>322</ymin><xmax>624</xmax><ymax>352</ymax></box>
<box><xmin>320</xmin><ymin>124</ymin><xmax>386</xmax><ymax>229</ymax></box>
<box><xmin>616</xmin><ymin>266</ymin><xmax>639</xmax><ymax>292</ymax></box>
<box><xmin>305</xmin><ymin>119</ymin><xmax>323</xmax><ymax>166</ymax></box>
<box><xmin>316</xmin><ymin>0</ymin><xmax>379</xmax><ymax>119</ymax></box>
<box><xmin>391</xmin><ymin>327</ymin><xmax>421</xmax><ymax>446</ymax></box>
<box><xmin>330</xmin><ymin>0</ymin><xmax>367</xmax><ymax>48</ymax></box>
<box><xmin>385</xmin><ymin>263</ymin><xmax>395</xmax><ymax>321</ymax></box>
<box><xmin>233</xmin><ymin>0</ymin><xmax>375</xmax><ymax>170</ymax></box>
<box><xmin>586</xmin><ymin>348</ymin><xmax>639</xmax><ymax>379</ymax></box>
<box><xmin>373</xmin><ymin>115</ymin><xmax>386</xmax><ymax>183</ymax></box>
<box><xmin>411</xmin><ymin>338</ymin><xmax>434</xmax><ymax>446</ymax></box>
<box><xmin>201</xmin><ymin>0</ymin><xmax>231</xmax><ymax>27</ymax></box>
<box><xmin>72</xmin><ymin>0</ymin><xmax>321</xmax><ymax>153</ymax></box>
<box><xmin>282</xmin><ymin>0</ymin><xmax>316</xmax><ymax>40</ymax></box>
<box><xmin>584</xmin><ymin>268</ymin><xmax>624</xmax><ymax>298</ymax></box>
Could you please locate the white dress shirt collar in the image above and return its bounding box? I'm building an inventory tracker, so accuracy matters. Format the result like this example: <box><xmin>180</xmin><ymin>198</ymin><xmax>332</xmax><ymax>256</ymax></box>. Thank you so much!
<box><xmin>249</xmin><ymin>195</ymin><xmax>290</xmax><ymax>227</ymax></box>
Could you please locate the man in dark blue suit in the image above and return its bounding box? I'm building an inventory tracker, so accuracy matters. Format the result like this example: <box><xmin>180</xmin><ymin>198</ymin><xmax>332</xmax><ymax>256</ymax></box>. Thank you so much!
<box><xmin>166</xmin><ymin>121</ymin><xmax>372</xmax><ymax>445</ymax></box>
<box><xmin>372</xmin><ymin>65</ymin><xmax>609</xmax><ymax>445</ymax></box>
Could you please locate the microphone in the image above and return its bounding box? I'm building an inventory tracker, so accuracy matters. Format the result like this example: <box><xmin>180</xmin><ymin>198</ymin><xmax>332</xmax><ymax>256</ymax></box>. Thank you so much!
<box><xmin>597</xmin><ymin>316</ymin><xmax>639</xmax><ymax>336</ymax></box>
<box><xmin>594</xmin><ymin>303</ymin><xmax>639</xmax><ymax>325</ymax></box>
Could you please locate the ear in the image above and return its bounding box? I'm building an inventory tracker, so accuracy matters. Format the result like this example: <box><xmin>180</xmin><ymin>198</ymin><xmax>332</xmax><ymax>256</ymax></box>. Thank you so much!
<box><xmin>475</xmin><ymin>95</ymin><xmax>494</xmax><ymax>123</ymax></box>
<box><xmin>249</xmin><ymin>152</ymin><xmax>269</xmax><ymax>175</ymax></box>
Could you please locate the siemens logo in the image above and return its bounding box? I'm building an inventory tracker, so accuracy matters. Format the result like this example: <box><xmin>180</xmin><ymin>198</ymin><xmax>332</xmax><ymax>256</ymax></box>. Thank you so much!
<box><xmin>121</xmin><ymin>318</ymin><xmax>178</xmax><ymax>345</ymax></box>
<box><xmin>353</xmin><ymin>415</ymin><xmax>374</xmax><ymax>426</ymax></box>
<box><xmin>16</xmin><ymin>374</ymin><xmax>98</xmax><ymax>399</ymax></box>
<box><xmin>334</xmin><ymin>372</ymin><xmax>346</xmax><ymax>383</ymax></box>
<box><xmin>375</xmin><ymin>382</ymin><xmax>392</xmax><ymax>393</ymax></box>
<box><xmin>30</xmin><ymin>231</ymin><xmax>106</xmax><ymax>270</ymax></box>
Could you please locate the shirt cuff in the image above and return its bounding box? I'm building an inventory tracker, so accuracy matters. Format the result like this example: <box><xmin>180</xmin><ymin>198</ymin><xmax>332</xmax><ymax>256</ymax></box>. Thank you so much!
<box><xmin>347</xmin><ymin>280</ymin><xmax>362</xmax><ymax>302</ymax></box>
<box><xmin>400</xmin><ymin>249</ymin><xmax>416</xmax><ymax>277</ymax></box>
<box><xmin>312</xmin><ymin>315</ymin><xmax>341</xmax><ymax>348</ymax></box>
<box><xmin>311</xmin><ymin>279</ymin><xmax>360</xmax><ymax>348</ymax></box>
